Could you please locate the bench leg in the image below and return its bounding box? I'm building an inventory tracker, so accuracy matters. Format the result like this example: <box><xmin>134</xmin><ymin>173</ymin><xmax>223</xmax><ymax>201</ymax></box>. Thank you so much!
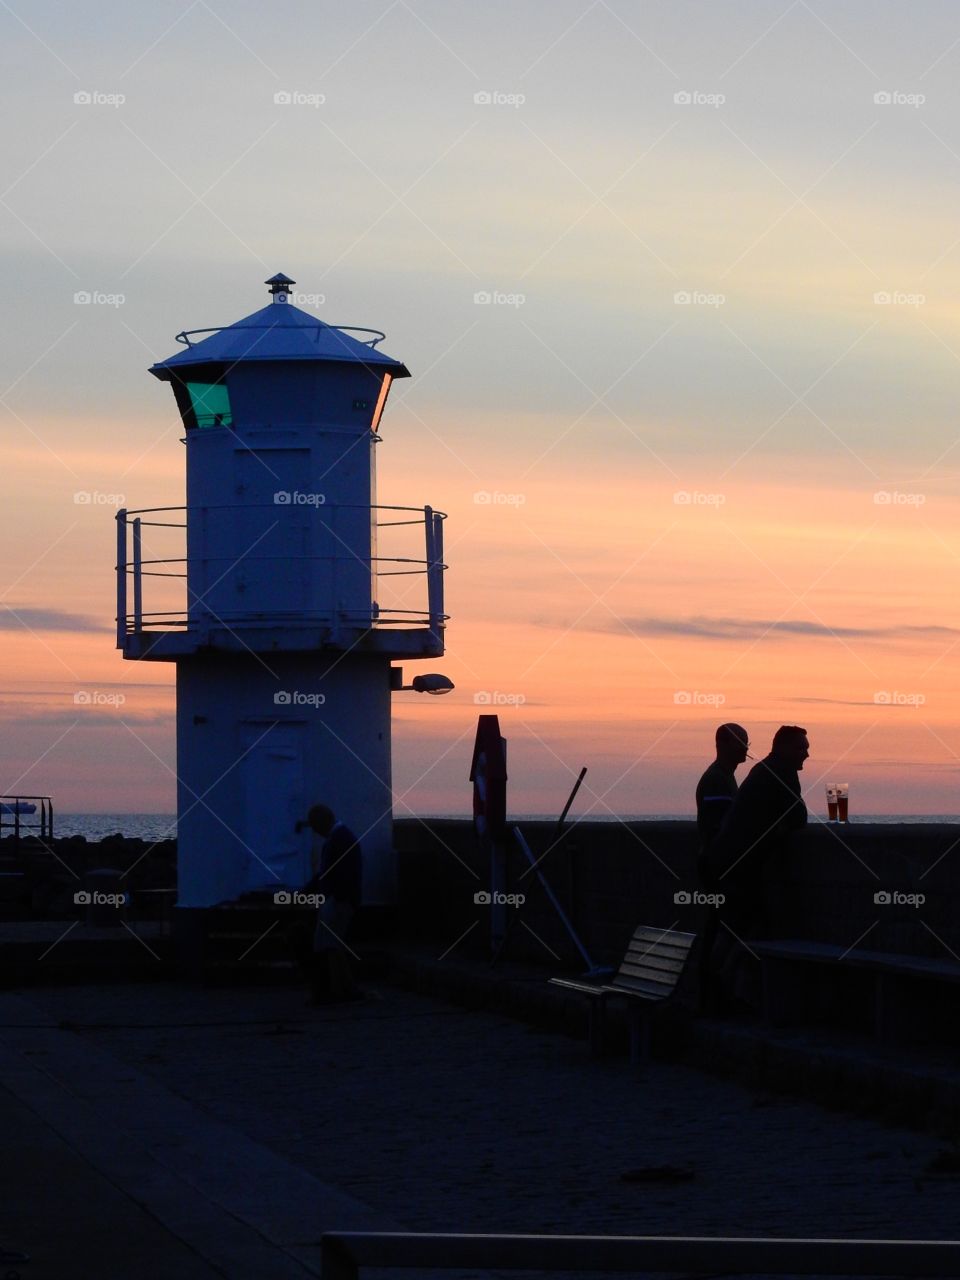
<box><xmin>628</xmin><ymin>1011</ymin><xmax>652</xmax><ymax>1067</ymax></box>
<box><xmin>588</xmin><ymin>1000</ymin><xmax>605</xmax><ymax>1056</ymax></box>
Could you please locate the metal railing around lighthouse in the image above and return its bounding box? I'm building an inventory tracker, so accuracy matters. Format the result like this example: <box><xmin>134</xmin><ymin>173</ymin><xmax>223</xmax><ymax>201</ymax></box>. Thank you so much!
<box><xmin>115</xmin><ymin>503</ymin><xmax>447</xmax><ymax>643</ymax></box>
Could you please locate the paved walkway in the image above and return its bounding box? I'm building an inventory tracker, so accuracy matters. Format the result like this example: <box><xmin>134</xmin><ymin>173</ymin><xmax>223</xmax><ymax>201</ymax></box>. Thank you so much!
<box><xmin>2</xmin><ymin>978</ymin><xmax>959</xmax><ymax>1277</ymax></box>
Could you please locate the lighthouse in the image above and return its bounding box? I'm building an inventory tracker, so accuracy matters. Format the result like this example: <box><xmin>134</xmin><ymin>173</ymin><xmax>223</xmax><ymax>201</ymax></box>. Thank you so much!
<box><xmin>116</xmin><ymin>274</ymin><xmax>448</xmax><ymax>910</ymax></box>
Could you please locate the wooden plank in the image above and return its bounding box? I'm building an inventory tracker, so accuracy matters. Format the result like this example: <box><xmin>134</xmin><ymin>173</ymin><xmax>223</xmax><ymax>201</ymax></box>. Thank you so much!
<box><xmin>621</xmin><ymin>950</ymin><xmax>686</xmax><ymax>976</ymax></box>
<box><xmin>606</xmin><ymin>978</ymin><xmax>670</xmax><ymax>1001</ymax></box>
<box><xmin>549</xmin><ymin>978</ymin><xmax>605</xmax><ymax>998</ymax></box>
<box><xmin>618</xmin><ymin>962</ymin><xmax>682</xmax><ymax>990</ymax></box>
<box><xmin>631</xmin><ymin>926</ymin><xmax>696</xmax><ymax>948</ymax></box>
<box><xmin>626</xmin><ymin>935</ymin><xmax>693</xmax><ymax>955</ymax></box>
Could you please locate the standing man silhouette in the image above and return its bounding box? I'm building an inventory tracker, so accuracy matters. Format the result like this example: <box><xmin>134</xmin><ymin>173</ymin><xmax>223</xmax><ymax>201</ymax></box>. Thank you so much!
<box><xmin>696</xmin><ymin>723</ymin><xmax>750</xmax><ymax>874</ymax></box>
<box><xmin>695</xmin><ymin>723</ymin><xmax>749</xmax><ymax>1010</ymax></box>
<box><xmin>704</xmin><ymin>725</ymin><xmax>810</xmax><ymax>1009</ymax></box>
<box><xmin>295</xmin><ymin>804</ymin><xmax>363</xmax><ymax>1003</ymax></box>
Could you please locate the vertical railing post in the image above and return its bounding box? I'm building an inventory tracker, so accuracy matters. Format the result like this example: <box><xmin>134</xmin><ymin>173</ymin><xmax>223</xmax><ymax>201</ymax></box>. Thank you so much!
<box><xmin>133</xmin><ymin>517</ymin><xmax>143</xmax><ymax>633</ymax></box>
<box><xmin>116</xmin><ymin>508</ymin><xmax>127</xmax><ymax>647</ymax></box>
<box><xmin>425</xmin><ymin>506</ymin><xmax>444</xmax><ymax>635</ymax></box>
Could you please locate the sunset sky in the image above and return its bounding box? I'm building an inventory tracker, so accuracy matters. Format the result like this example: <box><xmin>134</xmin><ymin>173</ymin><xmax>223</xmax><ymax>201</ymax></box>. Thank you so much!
<box><xmin>4</xmin><ymin>1</ymin><xmax>960</xmax><ymax>818</ymax></box>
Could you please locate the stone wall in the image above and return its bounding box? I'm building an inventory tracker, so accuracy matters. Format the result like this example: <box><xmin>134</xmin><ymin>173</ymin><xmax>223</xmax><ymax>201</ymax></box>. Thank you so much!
<box><xmin>394</xmin><ymin>819</ymin><xmax>960</xmax><ymax>968</ymax></box>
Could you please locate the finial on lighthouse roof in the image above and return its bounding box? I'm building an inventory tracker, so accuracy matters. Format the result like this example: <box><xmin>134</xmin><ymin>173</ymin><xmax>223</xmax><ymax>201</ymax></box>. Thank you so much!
<box><xmin>265</xmin><ymin>272</ymin><xmax>295</xmax><ymax>303</ymax></box>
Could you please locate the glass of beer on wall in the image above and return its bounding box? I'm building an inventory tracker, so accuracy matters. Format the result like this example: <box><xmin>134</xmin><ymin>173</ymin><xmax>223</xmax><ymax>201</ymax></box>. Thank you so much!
<box><xmin>836</xmin><ymin>782</ymin><xmax>849</xmax><ymax>822</ymax></box>
<box><xmin>826</xmin><ymin>784</ymin><xmax>838</xmax><ymax>822</ymax></box>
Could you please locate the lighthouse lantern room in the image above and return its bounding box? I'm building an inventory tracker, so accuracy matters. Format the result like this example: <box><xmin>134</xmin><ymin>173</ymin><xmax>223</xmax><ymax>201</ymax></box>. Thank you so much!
<box><xmin>116</xmin><ymin>275</ymin><xmax>448</xmax><ymax>909</ymax></box>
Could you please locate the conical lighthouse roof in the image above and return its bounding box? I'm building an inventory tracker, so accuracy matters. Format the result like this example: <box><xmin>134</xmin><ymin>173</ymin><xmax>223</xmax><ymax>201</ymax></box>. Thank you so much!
<box><xmin>149</xmin><ymin>276</ymin><xmax>410</xmax><ymax>381</ymax></box>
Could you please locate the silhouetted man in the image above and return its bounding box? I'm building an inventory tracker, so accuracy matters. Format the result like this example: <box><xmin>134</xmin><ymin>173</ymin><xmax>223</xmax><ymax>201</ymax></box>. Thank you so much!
<box><xmin>702</xmin><ymin>725</ymin><xmax>809</xmax><ymax>1007</ymax></box>
<box><xmin>695</xmin><ymin>723</ymin><xmax>749</xmax><ymax>1010</ymax></box>
<box><xmin>696</xmin><ymin>722</ymin><xmax>750</xmax><ymax>872</ymax></box>
<box><xmin>295</xmin><ymin>804</ymin><xmax>363</xmax><ymax>1003</ymax></box>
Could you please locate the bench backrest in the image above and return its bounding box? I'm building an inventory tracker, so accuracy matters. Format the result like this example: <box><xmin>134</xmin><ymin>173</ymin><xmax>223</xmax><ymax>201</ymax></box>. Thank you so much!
<box><xmin>612</xmin><ymin>925</ymin><xmax>697</xmax><ymax>1000</ymax></box>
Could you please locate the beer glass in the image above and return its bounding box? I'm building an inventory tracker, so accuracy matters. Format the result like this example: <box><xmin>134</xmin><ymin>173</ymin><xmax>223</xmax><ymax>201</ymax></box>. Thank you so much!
<box><xmin>836</xmin><ymin>782</ymin><xmax>849</xmax><ymax>822</ymax></box>
<box><xmin>826</xmin><ymin>784</ymin><xmax>838</xmax><ymax>822</ymax></box>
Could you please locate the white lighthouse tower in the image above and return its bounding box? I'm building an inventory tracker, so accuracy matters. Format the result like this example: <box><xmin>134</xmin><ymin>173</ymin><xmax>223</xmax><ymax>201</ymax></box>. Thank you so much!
<box><xmin>116</xmin><ymin>274</ymin><xmax>447</xmax><ymax>911</ymax></box>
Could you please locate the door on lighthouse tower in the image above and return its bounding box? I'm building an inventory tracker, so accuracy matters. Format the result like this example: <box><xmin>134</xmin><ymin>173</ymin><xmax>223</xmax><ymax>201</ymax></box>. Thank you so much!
<box><xmin>241</xmin><ymin>721</ymin><xmax>307</xmax><ymax>893</ymax></box>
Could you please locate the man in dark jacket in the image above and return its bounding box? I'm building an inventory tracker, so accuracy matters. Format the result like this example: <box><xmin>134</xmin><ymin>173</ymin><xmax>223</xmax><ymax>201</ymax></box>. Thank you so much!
<box><xmin>295</xmin><ymin>804</ymin><xmax>363</xmax><ymax>1003</ymax></box>
<box><xmin>695</xmin><ymin>723</ymin><xmax>749</xmax><ymax>1008</ymax></box>
<box><xmin>702</xmin><ymin>725</ymin><xmax>809</xmax><ymax>1007</ymax></box>
<box><xmin>696</xmin><ymin>722</ymin><xmax>750</xmax><ymax>868</ymax></box>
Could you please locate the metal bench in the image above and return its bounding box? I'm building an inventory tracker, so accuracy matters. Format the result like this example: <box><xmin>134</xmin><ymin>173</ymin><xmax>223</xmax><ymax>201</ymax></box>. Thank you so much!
<box><xmin>549</xmin><ymin>925</ymin><xmax>696</xmax><ymax>1064</ymax></box>
<box><xmin>754</xmin><ymin>939</ymin><xmax>960</xmax><ymax>1043</ymax></box>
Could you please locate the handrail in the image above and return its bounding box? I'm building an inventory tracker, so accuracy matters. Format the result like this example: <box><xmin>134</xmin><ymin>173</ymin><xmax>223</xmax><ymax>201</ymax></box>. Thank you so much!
<box><xmin>0</xmin><ymin>795</ymin><xmax>54</xmax><ymax>842</ymax></box>
<box><xmin>116</xmin><ymin>504</ymin><xmax>447</xmax><ymax>638</ymax></box>
<box><xmin>320</xmin><ymin>1231</ymin><xmax>960</xmax><ymax>1280</ymax></box>
<box><xmin>174</xmin><ymin>323</ymin><xmax>388</xmax><ymax>349</ymax></box>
